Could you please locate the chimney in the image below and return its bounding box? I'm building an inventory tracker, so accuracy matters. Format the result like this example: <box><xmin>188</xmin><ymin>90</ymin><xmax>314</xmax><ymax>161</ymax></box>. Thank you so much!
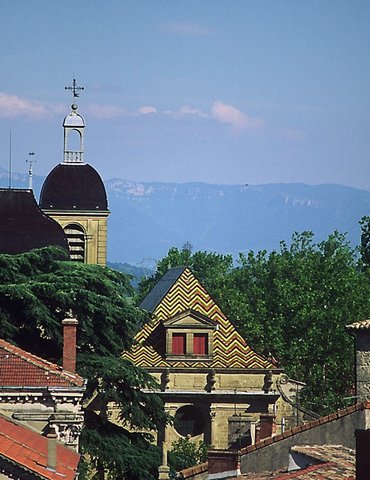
<box><xmin>259</xmin><ymin>413</ymin><xmax>275</xmax><ymax>440</ymax></box>
<box><xmin>208</xmin><ymin>450</ymin><xmax>240</xmax><ymax>479</ymax></box>
<box><xmin>47</xmin><ymin>426</ymin><xmax>58</xmax><ymax>470</ymax></box>
<box><xmin>346</xmin><ymin>320</ymin><xmax>370</xmax><ymax>402</ymax></box>
<box><xmin>62</xmin><ymin>317</ymin><xmax>78</xmax><ymax>373</ymax></box>
<box><xmin>355</xmin><ymin>429</ymin><xmax>370</xmax><ymax>480</ymax></box>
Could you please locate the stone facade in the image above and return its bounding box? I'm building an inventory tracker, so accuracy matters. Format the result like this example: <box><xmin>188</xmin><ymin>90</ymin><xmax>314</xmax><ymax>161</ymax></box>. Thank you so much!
<box><xmin>123</xmin><ymin>267</ymin><xmax>297</xmax><ymax>458</ymax></box>
<box><xmin>43</xmin><ymin>211</ymin><xmax>108</xmax><ymax>265</ymax></box>
<box><xmin>0</xmin><ymin>320</ymin><xmax>85</xmax><ymax>452</ymax></box>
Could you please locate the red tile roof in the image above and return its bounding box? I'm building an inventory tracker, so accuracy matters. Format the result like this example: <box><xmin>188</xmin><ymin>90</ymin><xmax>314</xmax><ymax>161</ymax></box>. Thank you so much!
<box><xmin>0</xmin><ymin>415</ymin><xmax>80</xmax><ymax>479</ymax></box>
<box><xmin>234</xmin><ymin>445</ymin><xmax>355</xmax><ymax>479</ymax></box>
<box><xmin>0</xmin><ymin>339</ymin><xmax>84</xmax><ymax>388</ymax></box>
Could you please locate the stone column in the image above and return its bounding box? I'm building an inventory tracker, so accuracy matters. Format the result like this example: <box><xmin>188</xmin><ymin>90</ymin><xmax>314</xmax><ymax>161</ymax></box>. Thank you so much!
<box><xmin>210</xmin><ymin>405</ymin><xmax>217</xmax><ymax>447</ymax></box>
<box><xmin>158</xmin><ymin>441</ymin><xmax>170</xmax><ymax>480</ymax></box>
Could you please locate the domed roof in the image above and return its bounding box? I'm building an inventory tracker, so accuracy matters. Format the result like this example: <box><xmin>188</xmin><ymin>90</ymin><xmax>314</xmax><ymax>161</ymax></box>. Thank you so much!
<box><xmin>63</xmin><ymin>106</ymin><xmax>85</xmax><ymax>127</ymax></box>
<box><xmin>39</xmin><ymin>164</ymin><xmax>109</xmax><ymax>211</ymax></box>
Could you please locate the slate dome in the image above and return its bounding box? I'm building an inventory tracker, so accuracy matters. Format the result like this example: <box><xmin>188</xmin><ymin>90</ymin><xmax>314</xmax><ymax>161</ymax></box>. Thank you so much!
<box><xmin>39</xmin><ymin>164</ymin><xmax>109</xmax><ymax>211</ymax></box>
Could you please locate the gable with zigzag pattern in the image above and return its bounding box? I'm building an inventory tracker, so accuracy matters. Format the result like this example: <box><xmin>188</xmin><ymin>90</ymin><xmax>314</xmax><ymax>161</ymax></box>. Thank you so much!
<box><xmin>124</xmin><ymin>267</ymin><xmax>274</xmax><ymax>369</ymax></box>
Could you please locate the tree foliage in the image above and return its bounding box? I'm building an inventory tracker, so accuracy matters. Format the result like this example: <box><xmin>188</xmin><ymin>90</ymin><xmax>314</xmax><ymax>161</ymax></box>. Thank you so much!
<box><xmin>0</xmin><ymin>247</ymin><xmax>167</xmax><ymax>480</ymax></box>
<box><xmin>360</xmin><ymin>215</ymin><xmax>370</xmax><ymax>272</ymax></box>
<box><xmin>168</xmin><ymin>437</ymin><xmax>209</xmax><ymax>477</ymax></box>
<box><xmin>142</xmin><ymin>231</ymin><xmax>370</xmax><ymax>414</ymax></box>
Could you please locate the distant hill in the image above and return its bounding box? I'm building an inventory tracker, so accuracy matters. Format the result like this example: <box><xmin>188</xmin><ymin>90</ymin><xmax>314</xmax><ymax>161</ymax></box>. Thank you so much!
<box><xmin>1</xmin><ymin>168</ymin><xmax>369</xmax><ymax>265</ymax></box>
<box><xmin>106</xmin><ymin>179</ymin><xmax>370</xmax><ymax>264</ymax></box>
<box><xmin>107</xmin><ymin>261</ymin><xmax>154</xmax><ymax>289</ymax></box>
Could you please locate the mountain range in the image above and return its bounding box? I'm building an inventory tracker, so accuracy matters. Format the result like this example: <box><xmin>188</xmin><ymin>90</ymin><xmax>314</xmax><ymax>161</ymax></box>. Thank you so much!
<box><xmin>1</xmin><ymin>168</ymin><xmax>369</xmax><ymax>266</ymax></box>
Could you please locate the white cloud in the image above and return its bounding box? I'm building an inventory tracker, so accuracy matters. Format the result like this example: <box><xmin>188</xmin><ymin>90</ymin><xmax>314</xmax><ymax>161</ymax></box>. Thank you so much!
<box><xmin>211</xmin><ymin>101</ymin><xmax>264</xmax><ymax>131</ymax></box>
<box><xmin>137</xmin><ymin>106</ymin><xmax>157</xmax><ymax>115</ymax></box>
<box><xmin>160</xmin><ymin>22</ymin><xmax>211</xmax><ymax>36</ymax></box>
<box><xmin>0</xmin><ymin>92</ymin><xmax>49</xmax><ymax>118</ymax></box>
<box><xmin>87</xmin><ymin>103</ymin><xmax>126</xmax><ymax>119</ymax></box>
<box><xmin>167</xmin><ymin>105</ymin><xmax>208</xmax><ymax>119</ymax></box>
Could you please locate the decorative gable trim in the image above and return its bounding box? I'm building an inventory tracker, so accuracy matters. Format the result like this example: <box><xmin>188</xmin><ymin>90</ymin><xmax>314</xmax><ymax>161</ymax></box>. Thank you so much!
<box><xmin>163</xmin><ymin>309</ymin><xmax>218</xmax><ymax>328</ymax></box>
<box><xmin>125</xmin><ymin>267</ymin><xmax>273</xmax><ymax>370</ymax></box>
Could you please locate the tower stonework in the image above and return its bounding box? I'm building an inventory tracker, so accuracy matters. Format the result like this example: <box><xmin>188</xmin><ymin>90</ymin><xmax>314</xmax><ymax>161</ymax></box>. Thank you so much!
<box><xmin>347</xmin><ymin>320</ymin><xmax>370</xmax><ymax>402</ymax></box>
<box><xmin>40</xmin><ymin>80</ymin><xmax>109</xmax><ymax>265</ymax></box>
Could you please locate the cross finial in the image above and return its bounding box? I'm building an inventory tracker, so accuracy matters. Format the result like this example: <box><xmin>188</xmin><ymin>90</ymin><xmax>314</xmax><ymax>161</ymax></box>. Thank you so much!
<box><xmin>65</xmin><ymin>78</ymin><xmax>84</xmax><ymax>99</ymax></box>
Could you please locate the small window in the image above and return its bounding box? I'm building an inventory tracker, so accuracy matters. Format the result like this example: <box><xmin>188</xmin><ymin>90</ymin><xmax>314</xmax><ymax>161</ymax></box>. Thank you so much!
<box><xmin>193</xmin><ymin>333</ymin><xmax>208</xmax><ymax>355</ymax></box>
<box><xmin>172</xmin><ymin>333</ymin><xmax>186</xmax><ymax>354</ymax></box>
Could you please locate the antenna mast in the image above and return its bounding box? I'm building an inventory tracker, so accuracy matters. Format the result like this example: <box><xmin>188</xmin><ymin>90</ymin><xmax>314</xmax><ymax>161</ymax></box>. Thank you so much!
<box><xmin>8</xmin><ymin>130</ymin><xmax>12</xmax><ymax>189</ymax></box>
<box><xmin>26</xmin><ymin>152</ymin><xmax>36</xmax><ymax>190</ymax></box>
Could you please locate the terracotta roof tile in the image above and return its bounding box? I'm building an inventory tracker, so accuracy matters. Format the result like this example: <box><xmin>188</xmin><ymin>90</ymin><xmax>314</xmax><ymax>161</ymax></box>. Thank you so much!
<box><xmin>0</xmin><ymin>339</ymin><xmax>84</xmax><ymax>388</ymax></box>
<box><xmin>0</xmin><ymin>415</ymin><xmax>79</xmax><ymax>479</ymax></box>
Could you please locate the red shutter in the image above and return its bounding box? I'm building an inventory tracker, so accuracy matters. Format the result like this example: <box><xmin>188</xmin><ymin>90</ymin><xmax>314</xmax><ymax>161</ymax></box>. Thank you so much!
<box><xmin>172</xmin><ymin>334</ymin><xmax>186</xmax><ymax>354</ymax></box>
<box><xmin>193</xmin><ymin>334</ymin><xmax>207</xmax><ymax>355</ymax></box>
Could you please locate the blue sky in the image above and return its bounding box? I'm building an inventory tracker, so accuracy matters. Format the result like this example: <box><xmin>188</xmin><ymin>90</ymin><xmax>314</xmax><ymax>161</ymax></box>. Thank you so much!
<box><xmin>0</xmin><ymin>0</ymin><xmax>369</xmax><ymax>189</ymax></box>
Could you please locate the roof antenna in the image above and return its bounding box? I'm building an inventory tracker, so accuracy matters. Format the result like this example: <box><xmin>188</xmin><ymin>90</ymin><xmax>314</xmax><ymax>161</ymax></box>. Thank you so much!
<box><xmin>182</xmin><ymin>241</ymin><xmax>193</xmax><ymax>267</ymax></box>
<box><xmin>26</xmin><ymin>152</ymin><xmax>36</xmax><ymax>190</ymax></box>
<box><xmin>8</xmin><ymin>129</ymin><xmax>12</xmax><ymax>189</ymax></box>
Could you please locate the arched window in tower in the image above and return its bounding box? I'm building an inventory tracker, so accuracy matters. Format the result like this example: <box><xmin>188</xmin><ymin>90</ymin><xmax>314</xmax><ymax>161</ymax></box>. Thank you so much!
<box><xmin>65</xmin><ymin>129</ymin><xmax>83</xmax><ymax>163</ymax></box>
<box><xmin>64</xmin><ymin>223</ymin><xmax>85</xmax><ymax>262</ymax></box>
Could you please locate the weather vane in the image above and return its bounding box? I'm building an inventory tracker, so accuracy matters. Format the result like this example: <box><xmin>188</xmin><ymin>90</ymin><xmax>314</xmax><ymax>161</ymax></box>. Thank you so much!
<box><xmin>65</xmin><ymin>78</ymin><xmax>84</xmax><ymax>99</ymax></box>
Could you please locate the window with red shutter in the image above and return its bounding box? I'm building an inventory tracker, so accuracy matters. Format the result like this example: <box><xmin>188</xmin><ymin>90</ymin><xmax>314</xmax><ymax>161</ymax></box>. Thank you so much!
<box><xmin>193</xmin><ymin>333</ymin><xmax>208</xmax><ymax>355</ymax></box>
<box><xmin>172</xmin><ymin>333</ymin><xmax>186</xmax><ymax>354</ymax></box>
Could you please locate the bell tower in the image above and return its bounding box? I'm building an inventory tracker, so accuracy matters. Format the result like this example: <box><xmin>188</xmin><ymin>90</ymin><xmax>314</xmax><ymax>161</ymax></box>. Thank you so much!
<box><xmin>39</xmin><ymin>79</ymin><xmax>110</xmax><ymax>265</ymax></box>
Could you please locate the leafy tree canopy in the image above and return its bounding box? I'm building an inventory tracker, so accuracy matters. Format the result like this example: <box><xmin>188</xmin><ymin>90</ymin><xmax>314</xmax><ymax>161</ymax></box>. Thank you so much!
<box><xmin>168</xmin><ymin>437</ymin><xmax>209</xmax><ymax>477</ymax></box>
<box><xmin>141</xmin><ymin>230</ymin><xmax>370</xmax><ymax>414</ymax></box>
<box><xmin>360</xmin><ymin>215</ymin><xmax>370</xmax><ymax>271</ymax></box>
<box><xmin>0</xmin><ymin>246</ymin><xmax>167</xmax><ymax>480</ymax></box>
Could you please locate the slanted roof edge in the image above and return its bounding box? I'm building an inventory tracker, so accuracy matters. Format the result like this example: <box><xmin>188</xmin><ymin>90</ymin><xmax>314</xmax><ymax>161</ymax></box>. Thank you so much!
<box><xmin>139</xmin><ymin>266</ymin><xmax>186</xmax><ymax>312</ymax></box>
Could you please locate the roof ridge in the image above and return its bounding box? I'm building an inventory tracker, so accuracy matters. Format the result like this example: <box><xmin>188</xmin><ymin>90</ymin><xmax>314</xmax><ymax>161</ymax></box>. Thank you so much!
<box><xmin>240</xmin><ymin>401</ymin><xmax>368</xmax><ymax>455</ymax></box>
<box><xmin>0</xmin><ymin>338</ymin><xmax>84</xmax><ymax>386</ymax></box>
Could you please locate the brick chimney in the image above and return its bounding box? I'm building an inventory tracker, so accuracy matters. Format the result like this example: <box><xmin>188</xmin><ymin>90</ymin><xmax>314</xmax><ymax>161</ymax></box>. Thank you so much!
<box><xmin>47</xmin><ymin>426</ymin><xmax>58</xmax><ymax>470</ymax></box>
<box><xmin>355</xmin><ymin>429</ymin><xmax>370</xmax><ymax>480</ymax></box>
<box><xmin>62</xmin><ymin>317</ymin><xmax>78</xmax><ymax>373</ymax></box>
<box><xmin>257</xmin><ymin>413</ymin><xmax>275</xmax><ymax>441</ymax></box>
<box><xmin>208</xmin><ymin>449</ymin><xmax>240</xmax><ymax>479</ymax></box>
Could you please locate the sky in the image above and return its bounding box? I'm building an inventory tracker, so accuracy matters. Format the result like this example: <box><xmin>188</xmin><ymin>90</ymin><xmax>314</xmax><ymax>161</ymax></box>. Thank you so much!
<box><xmin>0</xmin><ymin>0</ymin><xmax>370</xmax><ymax>190</ymax></box>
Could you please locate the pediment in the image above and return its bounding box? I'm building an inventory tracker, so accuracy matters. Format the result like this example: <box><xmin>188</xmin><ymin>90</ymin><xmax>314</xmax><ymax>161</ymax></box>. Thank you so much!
<box><xmin>163</xmin><ymin>309</ymin><xmax>218</xmax><ymax>329</ymax></box>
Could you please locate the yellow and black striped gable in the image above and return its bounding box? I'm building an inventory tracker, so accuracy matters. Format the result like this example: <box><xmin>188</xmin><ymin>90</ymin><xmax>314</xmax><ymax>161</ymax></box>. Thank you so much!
<box><xmin>124</xmin><ymin>267</ymin><xmax>274</xmax><ymax>369</ymax></box>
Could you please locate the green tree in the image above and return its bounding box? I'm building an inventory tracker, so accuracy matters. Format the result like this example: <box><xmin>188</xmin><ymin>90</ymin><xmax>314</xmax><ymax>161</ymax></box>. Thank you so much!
<box><xmin>143</xmin><ymin>231</ymin><xmax>370</xmax><ymax>414</ymax></box>
<box><xmin>138</xmin><ymin>247</ymin><xmax>233</xmax><ymax>305</ymax></box>
<box><xmin>0</xmin><ymin>247</ymin><xmax>167</xmax><ymax>480</ymax></box>
<box><xmin>360</xmin><ymin>216</ymin><xmax>370</xmax><ymax>272</ymax></box>
<box><xmin>227</xmin><ymin>231</ymin><xmax>370</xmax><ymax>413</ymax></box>
<box><xmin>168</xmin><ymin>437</ymin><xmax>209</xmax><ymax>477</ymax></box>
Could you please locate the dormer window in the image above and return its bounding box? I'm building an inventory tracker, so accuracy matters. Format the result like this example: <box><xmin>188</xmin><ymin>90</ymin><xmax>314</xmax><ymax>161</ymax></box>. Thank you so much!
<box><xmin>193</xmin><ymin>333</ymin><xmax>208</xmax><ymax>355</ymax></box>
<box><xmin>163</xmin><ymin>309</ymin><xmax>217</xmax><ymax>361</ymax></box>
<box><xmin>172</xmin><ymin>333</ymin><xmax>186</xmax><ymax>355</ymax></box>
